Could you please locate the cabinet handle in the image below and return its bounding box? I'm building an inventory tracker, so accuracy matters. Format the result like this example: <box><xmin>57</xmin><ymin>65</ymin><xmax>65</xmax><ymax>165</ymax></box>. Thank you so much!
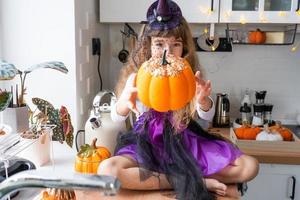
<box><xmin>289</xmin><ymin>176</ymin><xmax>296</xmax><ymax>200</ymax></box>
<box><xmin>211</xmin><ymin>0</ymin><xmax>214</xmax><ymax>11</ymax></box>
<box><xmin>296</xmin><ymin>0</ymin><xmax>300</xmax><ymax>12</ymax></box>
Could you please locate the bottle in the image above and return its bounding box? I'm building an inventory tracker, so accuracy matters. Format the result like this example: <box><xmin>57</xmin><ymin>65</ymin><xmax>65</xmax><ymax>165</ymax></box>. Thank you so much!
<box><xmin>240</xmin><ymin>103</ymin><xmax>251</xmax><ymax>125</ymax></box>
<box><xmin>264</xmin><ymin>104</ymin><xmax>273</xmax><ymax>125</ymax></box>
<box><xmin>241</xmin><ymin>88</ymin><xmax>251</xmax><ymax>106</ymax></box>
<box><xmin>252</xmin><ymin>104</ymin><xmax>265</xmax><ymax>126</ymax></box>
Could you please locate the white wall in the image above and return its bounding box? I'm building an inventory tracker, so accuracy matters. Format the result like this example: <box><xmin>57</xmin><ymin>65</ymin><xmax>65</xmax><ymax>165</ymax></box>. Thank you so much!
<box><xmin>74</xmin><ymin>0</ymin><xmax>110</xmax><ymax>131</ymax></box>
<box><xmin>0</xmin><ymin>0</ymin><xmax>77</xmax><ymax>130</ymax></box>
<box><xmin>105</xmin><ymin>24</ymin><xmax>300</xmax><ymax>124</ymax></box>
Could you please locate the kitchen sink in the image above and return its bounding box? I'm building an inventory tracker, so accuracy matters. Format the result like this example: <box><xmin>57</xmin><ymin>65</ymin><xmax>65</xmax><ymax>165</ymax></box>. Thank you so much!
<box><xmin>0</xmin><ymin>157</ymin><xmax>36</xmax><ymax>198</ymax></box>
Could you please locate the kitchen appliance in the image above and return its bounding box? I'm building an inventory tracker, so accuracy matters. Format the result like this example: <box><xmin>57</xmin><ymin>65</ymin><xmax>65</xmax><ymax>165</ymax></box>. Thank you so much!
<box><xmin>80</xmin><ymin>91</ymin><xmax>126</xmax><ymax>154</ymax></box>
<box><xmin>213</xmin><ymin>93</ymin><xmax>230</xmax><ymax>127</ymax></box>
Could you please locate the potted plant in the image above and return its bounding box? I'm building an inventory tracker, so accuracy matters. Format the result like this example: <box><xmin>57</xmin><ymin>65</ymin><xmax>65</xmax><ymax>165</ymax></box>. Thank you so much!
<box><xmin>0</xmin><ymin>60</ymin><xmax>68</xmax><ymax>132</ymax></box>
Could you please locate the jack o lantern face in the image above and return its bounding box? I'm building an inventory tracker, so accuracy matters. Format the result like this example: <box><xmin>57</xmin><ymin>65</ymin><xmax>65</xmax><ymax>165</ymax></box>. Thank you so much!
<box><xmin>151</xmin><ymin>36</ymin><xmax>183</xmax><ymax>58</ymax></box>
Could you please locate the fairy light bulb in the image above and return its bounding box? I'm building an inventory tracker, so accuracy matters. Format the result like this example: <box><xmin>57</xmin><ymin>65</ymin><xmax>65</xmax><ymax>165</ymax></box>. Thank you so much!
<box><xmin>224</xmin><ymin>11</ymin><xmax>231</xmax><ymax>18</ymax></box>
<box><xmin>291</xmin><ymin>44</ymin><xmax>299</xmax><ymax>52</ymax></box>
<box><xmin>211</xmin><ymin>46</ymin><xmax>216</xmax><ymax>51</ymax></box>
<box><xmin>240</xmin><ymin>18</ymin><xmax>247</xmax><ymax>24</ymax></box>
<box><xmin>207</xmin><ymin>9</ymin><xmax>213</xmax><ymax>15</ymax></box>
<box><xmin>278</xmin><ymin>11</ymin><xmax>286</xmax><ymax>17</ymax></box>
<box><xmin>204</xmin><ymin>28</ymin><xmax>209</xmax><ymax>34</ymax></box>
<box><xmin>259</xmin><ymin>12</ymin><xmax>268</xmax><ymax>23</ymax></box>
<box><xmin>297</xmin><ymin>10</ymin><xmax>300</xmax><ymax>15</ymax></box>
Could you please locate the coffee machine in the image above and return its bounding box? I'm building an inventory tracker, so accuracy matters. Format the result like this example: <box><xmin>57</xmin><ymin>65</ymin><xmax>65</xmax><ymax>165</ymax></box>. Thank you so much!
<box><xmin>213</xmin><ymin>93</ymin><xmax>230</xmax><ymax>127</ymax></box>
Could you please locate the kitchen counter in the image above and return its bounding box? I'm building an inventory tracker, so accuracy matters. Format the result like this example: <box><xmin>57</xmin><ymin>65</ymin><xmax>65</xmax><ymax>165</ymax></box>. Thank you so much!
<box><xmin>208</xmin><ymin>127</ymin><xmax>300</xmax><ymax>165</ymax></box>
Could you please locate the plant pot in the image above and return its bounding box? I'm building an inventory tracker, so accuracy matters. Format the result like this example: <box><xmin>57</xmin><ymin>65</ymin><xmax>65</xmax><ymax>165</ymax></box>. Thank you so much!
<box><xmin>0</xmin><ymin>106</ymin><xmax>29</xmax><ymax>133</ymax></box>
<box><xmin>17</xmin><ymin>128</ymin><xmax>51</xmax><ymax>167</ymax></box>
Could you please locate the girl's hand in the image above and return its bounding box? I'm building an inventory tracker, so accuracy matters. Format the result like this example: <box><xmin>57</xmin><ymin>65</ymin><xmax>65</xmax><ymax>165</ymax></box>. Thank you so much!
<box><xmin>195</xmin><ymin>71</ymin><xmax>212</xmax><ymax>111</ymax></box>
<box><xmin>116</xmin><ymin>73</ymin><xmax>140</xmax><ymax>116</ymax></box>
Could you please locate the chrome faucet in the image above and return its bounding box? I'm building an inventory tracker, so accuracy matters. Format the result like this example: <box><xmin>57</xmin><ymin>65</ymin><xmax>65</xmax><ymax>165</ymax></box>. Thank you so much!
<box><xmin>0</xmin><ymin>170</ymin><xmax>120</xmax><ymax>199</ymax></box>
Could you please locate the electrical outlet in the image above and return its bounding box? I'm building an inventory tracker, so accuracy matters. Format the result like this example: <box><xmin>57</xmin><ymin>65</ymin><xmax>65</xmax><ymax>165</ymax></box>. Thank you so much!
<box><xmin>92</xmin><ymin>38</ymin><xmax>101</xmax><ymax>55</ymax></box>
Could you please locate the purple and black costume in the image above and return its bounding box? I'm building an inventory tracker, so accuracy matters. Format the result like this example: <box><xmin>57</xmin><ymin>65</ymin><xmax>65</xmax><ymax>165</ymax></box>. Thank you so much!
<box><xmin>115</xmin><ymin>110</ymin><xmax>242</xmax><ymax>200</ymax></box>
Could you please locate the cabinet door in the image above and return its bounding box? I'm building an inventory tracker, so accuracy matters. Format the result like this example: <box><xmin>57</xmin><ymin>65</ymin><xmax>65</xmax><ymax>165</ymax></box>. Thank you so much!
<box><xmin>242</xmin><ymin>173</ymin><xmax>298</xmax><ymax>200</ymax></box>
<box><xmin>100</xmin><ymin>0</ymin><xmax>220</xmax><ymax>23</ymax></box>
<box><xmin>261</xmin><ymin>0</ymin><xmax>300</xmax><ymax>23</ymax></box>
<box><xmin>220</xmin><ymin>0</ymin><xmax>300</xmax><ymax>23</ymax></box>
<box><xmin>100</xmin><ymin>0</ymin><xmax>153</xmax><ymax>23</ymax></box>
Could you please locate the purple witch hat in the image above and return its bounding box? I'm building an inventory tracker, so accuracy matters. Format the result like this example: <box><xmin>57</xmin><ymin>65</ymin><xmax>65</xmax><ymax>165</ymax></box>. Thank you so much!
<box><xmin>146</xmin><ymin>0</ymin><xmax>182</xmax><ymax>31</ymax></box>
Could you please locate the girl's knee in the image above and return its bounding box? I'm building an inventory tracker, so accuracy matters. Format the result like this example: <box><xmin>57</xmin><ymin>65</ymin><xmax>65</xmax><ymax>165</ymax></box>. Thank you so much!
<box><xmin>98</xmin><ymin>157</ymin><xmax>120</xmax><ymax>177</ymax></box>
<box><xmin>241</xmin><ymin>155</ymin><xmax>259</xmax><ymax>182</ymax></box>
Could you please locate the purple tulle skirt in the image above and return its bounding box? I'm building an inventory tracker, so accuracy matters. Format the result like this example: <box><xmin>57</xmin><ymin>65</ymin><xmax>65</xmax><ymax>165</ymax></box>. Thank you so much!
<box><xmin>116</xmin><ymin>110</ymin><xmax>242</xmax><ymax>176</ymax></box>
<box><xmin>114</xmin><ymin>110</ymin><xmax>242</xmax><ymax>199</ymax></box>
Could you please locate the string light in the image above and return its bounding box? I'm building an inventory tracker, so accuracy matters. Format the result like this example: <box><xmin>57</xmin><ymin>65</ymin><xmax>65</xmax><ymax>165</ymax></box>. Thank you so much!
<box><xmin>224</xmin><ymin>11</ymin><xmax>231</xmax><ymax>18</ymax></box>
<box><xmin>297</xmin><ymin>10</ymin><xmax>300</xmax><ymax>16</ymax></box>
<box><xmin>259</xmin><ymin>12</ymin><xmax>268</xmax><ymax>23</ymax></box>
<box><xmin>204</xmin><ymin>27</ymin><xmax>209</xmax><ymax>34</ymax></box>
<box><xmin>278</xmin><ymin>11</ymin><xmax>286</xmax><ymax>17</ymax></box>
<box><xmin>291</xmin><ymin>43</ymin><xmax>299</xmax><ymax>52</ymax></box>
<box><xmin>207</xmin><ymin>9</ymin><xmax>213</xmax><ymax>15</ymax></box>
<box><xmin>211</xmin><ymin>46</ymin><xmax>216</xmax><ymax>51</ymax></box>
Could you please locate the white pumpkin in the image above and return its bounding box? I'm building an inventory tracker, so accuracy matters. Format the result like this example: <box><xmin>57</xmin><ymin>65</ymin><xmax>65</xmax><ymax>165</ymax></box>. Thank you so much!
<box><xmin>256</xmin><ymin>130</ymin><xmax>283</xmax><ymax>141</ymax></box>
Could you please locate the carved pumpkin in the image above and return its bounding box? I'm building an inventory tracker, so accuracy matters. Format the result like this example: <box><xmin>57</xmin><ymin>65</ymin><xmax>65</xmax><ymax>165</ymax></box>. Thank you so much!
<box><xmin>248</xmin><ymin>29</ymin><xmax>266</xmax><ymax>44</ymax></box>
<box><xmin>75</xmin><ymin>138</ymin><xmax>111</xmax><ymax>174</ymax></box>
<box><xmin>235</xmin><ymin>126</ymin><xmax>261</xmax><ymax>140</ymax></box>
<box><xmin>136</xmin><ymin>51</ymin><xmax>196</xmax><ymax>112</ymax></box>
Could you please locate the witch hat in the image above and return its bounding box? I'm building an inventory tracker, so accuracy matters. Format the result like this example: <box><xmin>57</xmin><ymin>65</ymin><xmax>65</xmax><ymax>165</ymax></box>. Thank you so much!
<box><xmin>147</xmin><ymin>0</ymin><xmax>182</xmax><ymax>31</ymax></box>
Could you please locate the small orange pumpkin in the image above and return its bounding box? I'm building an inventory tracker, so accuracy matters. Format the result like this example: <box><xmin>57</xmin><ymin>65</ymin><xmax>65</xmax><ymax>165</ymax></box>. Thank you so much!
<box><xmin>248</xmin><ymin>29</ymin><xmax>266</xmax><ymax>44</ymax></box>
<box><xmin>136</xmin><ymin>51</ymin><xmax>196</xmax><ymax>112</ymax></box>
<box><xmin>235</xmin><ymin>126</ymin><xmax>261</xmax><ymax>140</ymax></box>
<box><xmin>75</xmin><ymin>138</ymin><xmax>111</xmax><ymax>174</ymax></box>
<box><xmin>269</xmin><ymin>123</ymin><xmax>293</xmax><ymax>141</ymax></box>
<box><xmin>41</xmin><ymin>189</ymin><xmax>76</xmax><ymax>200</ymax></box>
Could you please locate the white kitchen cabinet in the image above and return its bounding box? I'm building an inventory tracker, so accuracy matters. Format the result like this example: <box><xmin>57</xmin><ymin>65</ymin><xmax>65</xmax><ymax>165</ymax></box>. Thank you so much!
<box><xmin>220</xmin><ymin>0</ymin><xmax>300</xmax><ymax>23</ymax></box>
<box><xmin>100</xmin><ymin>0</ymin><xmax>220</xmax><ymax>23</ymax></box>
<box><xmin>242</xmin><ymin>164</ymin><xmax>300</xmax><ymax>200</ymax></box>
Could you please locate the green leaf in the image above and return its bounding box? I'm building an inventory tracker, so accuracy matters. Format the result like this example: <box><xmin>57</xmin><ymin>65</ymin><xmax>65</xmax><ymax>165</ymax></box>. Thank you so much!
<box><xmin>0</xmin><ymin>91</ymin><xmax>12</xmax><ymax>111</ymax></box>
<box><xmin>24</xmin><ymin>61</ymin><xmax>68</xmax><ymax>74</ymax></box>
<box><xmin>32</xmin><ymin>98</ymin><xmax>55</xmax><ymax>114</ymax></box>
<box><xmin>0</xmin><ymin>60</ymin><xmax>19</xmax><ymax>80</ymax></box>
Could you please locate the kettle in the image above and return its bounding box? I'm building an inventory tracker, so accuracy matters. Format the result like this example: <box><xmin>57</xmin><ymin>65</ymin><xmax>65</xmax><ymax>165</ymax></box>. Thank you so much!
<box><xmin>80</xmin><ymin>91</ymin><xmax>126</xmax><ymax>154</ymax></box>
<box><xmin>213</xmin><ymin>93</ymin><xmax>230</xmax><ymax>127</ymax></box>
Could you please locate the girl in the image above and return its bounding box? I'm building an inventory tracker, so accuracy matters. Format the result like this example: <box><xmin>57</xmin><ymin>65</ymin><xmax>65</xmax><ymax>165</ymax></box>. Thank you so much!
<box><xmin>98</xmin><ymin>0</ymin><xmax>259</xmax><ymax>199</ymax></box>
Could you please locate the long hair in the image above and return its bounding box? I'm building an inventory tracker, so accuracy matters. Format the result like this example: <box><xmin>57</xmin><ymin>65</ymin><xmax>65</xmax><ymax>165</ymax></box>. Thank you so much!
<box><xmin>115</xmin><ymin>18</ymin><xmax>204</xmax><ymax>131</ymax></box>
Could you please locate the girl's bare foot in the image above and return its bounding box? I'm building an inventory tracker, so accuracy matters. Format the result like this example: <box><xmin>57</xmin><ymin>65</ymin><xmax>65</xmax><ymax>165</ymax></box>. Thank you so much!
<box><xmin>205</xmin><ymin>178</ymin><xmax>227</xmax><ymax>196</ymax></box>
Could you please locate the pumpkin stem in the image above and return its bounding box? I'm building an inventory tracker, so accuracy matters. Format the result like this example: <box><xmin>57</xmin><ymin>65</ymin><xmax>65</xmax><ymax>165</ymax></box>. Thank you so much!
<box><xmin>161</xmin><ymin>50</ymin><xmax>170</xmax><ymax>65</ymax></box>
<box><xmin>91</xmin><ymin>138</ymin><xmax>97</xmax><ymax>149</ymax></box>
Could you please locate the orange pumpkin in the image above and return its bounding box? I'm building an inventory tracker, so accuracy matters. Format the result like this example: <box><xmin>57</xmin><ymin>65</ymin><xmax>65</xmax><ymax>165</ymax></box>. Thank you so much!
<box><xmin>248</xmin><ymin>29</ymin><xmax>266</xmax><ymax>44</ymax></box>
<box><xmin>235</xmin><ymin>126</ymin><xmax>261</xmax><ymax>140</ymax></box>
<box><xmin>75</xmin><ymin>138</ymin><xmax>111</xmax><ymax>174</ymax></box>
<box><xmin>41</xmin><ymin>189</ymin><xmax>76</xmax><ymax>200</ymax></box>
<box><xmin>136</xmin><ymin>51</ymin><xmax>196</xmax><ymax>112</ymax></box>
<box><xmin>269</xmin><ymin>123</ymin><xmax>293</xmax><ymax>141</ymax></box>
